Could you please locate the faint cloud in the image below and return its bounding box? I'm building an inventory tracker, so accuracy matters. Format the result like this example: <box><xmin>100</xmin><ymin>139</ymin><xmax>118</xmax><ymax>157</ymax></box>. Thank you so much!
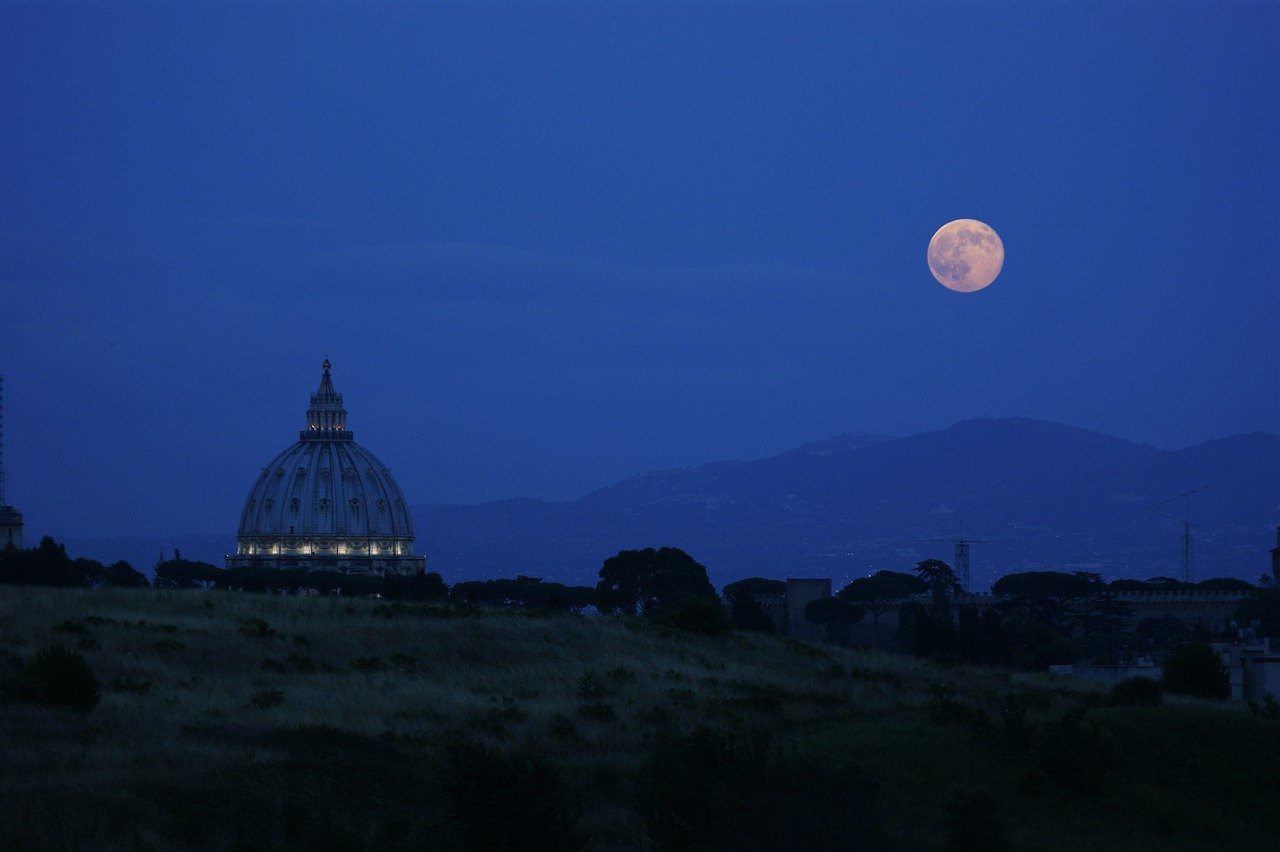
<box><xmin>304</xmin><ymin>240</ymin><xmax>911</xmax><ymax>317</ymax></box>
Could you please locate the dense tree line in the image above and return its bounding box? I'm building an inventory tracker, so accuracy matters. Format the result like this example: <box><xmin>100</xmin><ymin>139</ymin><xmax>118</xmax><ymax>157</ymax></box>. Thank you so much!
<box><xmin>5</xmin><ymin>536</ymin><xmax>1277</xmax><ymax>665</ymax></box>
<box><xmin>1</xmin><ymin>537</ymin><xmax>148</xmax><ymax>588</ymax></box>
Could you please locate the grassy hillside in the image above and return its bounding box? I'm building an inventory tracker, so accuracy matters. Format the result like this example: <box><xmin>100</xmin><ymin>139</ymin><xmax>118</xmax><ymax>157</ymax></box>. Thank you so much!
<box><xmin>1</xmin><ymin>587</ymin><xmax>1276</xmax><ymax>850</ymax></box>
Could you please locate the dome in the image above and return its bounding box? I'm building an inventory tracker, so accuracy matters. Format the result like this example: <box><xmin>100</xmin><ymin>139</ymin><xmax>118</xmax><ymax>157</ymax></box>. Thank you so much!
<box><xmin>228</xmin><ymin>361</ymin><xmax>425</xmax><ymax>576</ymax></box>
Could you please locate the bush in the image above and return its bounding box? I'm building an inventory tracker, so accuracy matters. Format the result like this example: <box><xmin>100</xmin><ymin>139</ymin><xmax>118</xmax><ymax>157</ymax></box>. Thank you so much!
<box><xmin>1162</xmin><ymin>642</ymin><xmax>1230</xmax><ymax>700</ymax></box>
<box><xmin>250</xmin><ymin>689</ymin><xmax>284</xmax><ymax>708</ymax></box>
<box><xmin>1109</xmin><ymin>676</ymin><xmax>1163</xmax><ymax>707</ymax></box>
<box><xmin>576</xmin><ymin>672</ymin><xmax>607</xmax><ymax>702</ymax></box>
<box><xmin>1035</xmin><ymin>708</ymin><xmax>1111</xmax><ymax>792</ymax></box>
<box><xmin>237</xmin><ymin>618</ymin><xmax>281</xmax><ymax>639</ymax></box>
<box><xmin>945</xmin><ymin>791</ymin><xmax>1011</xmax><ymax>852</ymax></box>
<box><xmin>640</xmin><ymin>727</ymin><xmax>881</xmax><ymax>850</ymax></box>
<box><xmin>577</xmin><ymin>702</ymin><xmax>618</xmax><ymax>723</ymax></box>
<box><xmin>653</xmin><ymin>596</ymin><xmax>732</xmax><ymax>635</ymax></box>
<box><xmin>13</xmin><ymin>645</ymin><xmax>100</xmax><ymax>712</ymax></box>
<box><xmin>439</xmin><ymin>736</ymin><xmax>584</xmax><ymax>851</ymax></box>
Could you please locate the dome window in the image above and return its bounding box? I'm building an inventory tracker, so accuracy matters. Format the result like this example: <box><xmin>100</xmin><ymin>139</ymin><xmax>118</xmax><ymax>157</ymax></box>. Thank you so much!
<box><xmin>319</xmin><ymin>498</ymin><xmax>330</xmax><ymax>511</ymax></box>
<box><xmin>376</xmin><ymin>499</ymin><xmax>385</xmax><ymax>511</ymax></box>
<box><xmin>264</xmin><ymin>499</ymin><xmax>273</xmax><ymax>511</ymax></box>
<box><xmin>350</xmin><ymin>498</ymin><xmax>359</xmax><ymax>513</ymax></box>
<box><xmin>296</xmin><ymin>468</ymin><xmax>307</xmax><ymax>478</ymax></box>
<box><xmin>290</xmin><ymin>498</ymin><xmax>300</xmax><ymax>513</ymax></box>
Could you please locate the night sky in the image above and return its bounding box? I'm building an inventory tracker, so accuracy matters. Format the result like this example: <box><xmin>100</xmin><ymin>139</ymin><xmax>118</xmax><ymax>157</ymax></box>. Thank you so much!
<box><xmin>2</xmin><ymin>1</ymin><xmax>1276</xmax><ymax>541</ymax></box>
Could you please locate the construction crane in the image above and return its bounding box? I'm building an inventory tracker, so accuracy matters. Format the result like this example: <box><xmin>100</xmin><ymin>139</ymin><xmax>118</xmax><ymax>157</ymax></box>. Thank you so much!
<box><xmin>935</xmin><ymin>537</ymin><xmax>995</xmax><ymax>594</ymax></box>
<box><xmin>1148</xmin><ymin>486</ymin><xmax>1210</xmax><ymax>584</ymax></box>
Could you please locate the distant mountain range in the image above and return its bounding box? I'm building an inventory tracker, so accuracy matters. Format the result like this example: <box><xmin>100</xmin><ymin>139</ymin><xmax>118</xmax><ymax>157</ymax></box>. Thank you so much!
<box><xmin>66</xmin><ymin>418</ymin><xmax>1279</xmax><ymax>590</ymax></box>
<box><xmin>412</xmin><ymin>418</ymin><xmax>1280</xmax><ymax>589</ymax></box>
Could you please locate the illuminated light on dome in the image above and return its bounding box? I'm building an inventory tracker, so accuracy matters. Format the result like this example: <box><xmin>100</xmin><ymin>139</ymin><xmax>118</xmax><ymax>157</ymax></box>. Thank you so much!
<box><xmin>226</xmin><ymin>360</ymin><xmax>425</xmax><ymax>576</ymax></box>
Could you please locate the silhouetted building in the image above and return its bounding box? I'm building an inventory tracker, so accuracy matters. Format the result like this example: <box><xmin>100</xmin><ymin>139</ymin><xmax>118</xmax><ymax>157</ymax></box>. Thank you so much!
<box><xmin>226</xmin><ymin>360</ymin><xmax>424</xmax><ymax>575</ymax></box>
<box><xmin>786</xmin><ymin>578</ymin><xmax>831</xmax><ymax>642</ymax></box>
<box><xmin>0</xmin><ymin>506</ymin><xmax>20</xmax><ymax>550</ymax></box>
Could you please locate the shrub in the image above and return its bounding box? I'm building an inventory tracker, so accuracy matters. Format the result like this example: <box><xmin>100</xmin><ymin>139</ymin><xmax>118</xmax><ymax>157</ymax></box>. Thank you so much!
<box><xmin>237</xmin><ymin>618</ymin><xmax>280</xmax><ymax>639</ymax></box>
<box><xmin>653</xmin><ymin>596</ymin><xmax>732</xmax><ymax>635</ymax></box>
<box><xmin>250</xmin><ymin>689</ymin><xmax>285</xmax><ymax>708</ymax></box>
<box><xmin>285</xmin><ymin>653</ymin><xmax>319</xmax><ymax>674</ymax></box>
<box><xmin>999</xmin><ymin>692</ymin><xmax>1033</xmax><ymax>751</ymax></box>
<box><xmin>1035</xmin><ymin>708</ymin><xmax>1111</xmax><ymax>792</ymax></box>
<box><xmin>848</xmin><ymin>666</ymin><xmax>903</xmax><ymax>688</ymax></box>
<box><xmin>606</xmin><ymin>665</ymin><xmax>636</xmax><ymax>683</ymax></box>
<box><xmin>576</xmin><ymin>672</ymin><xmax>606</xmax><ymax>702</ymax></box>
<box><xmin>1247</xmin><ymin>694</ymin><xmax>1280</xmax><ymax>721</ymax></box>
<box><xmin>928</xmin><ymin>692</ymin><xmax>991</xmax><ymax>735</ymax></box>
<box><xmin>577</xmin><ymin>702</ymin><xmax>618</xmax><ymax>723</ymax></box>
<box><xmin>14</xmin><ymin>645</ymin><xmax>100</xmax><ymax>712</ymax></box>
<box><xmin>817</xmin><ymin>663</ymin><xmax>845</xmax><ymax>680</ymax></box>
<box><xmin>640</xmin><ymin>727</ymin><xmax>881</xmax><ymax>849</ymax></box>
<box><xmin>945</xmin><ymin>791</ymin><xmax>1011</xmax><ymax>851</ymax></box>
<box><xmin>1109</xmin><ymin>676</ymin><xmax>1163</xmax><ymax>707</ymax></box>
<box><xmin>1162</xmin><ymin>642</ymin><xmax>1230</xmax><ymax>700</ymax></box>
<box><xmin>108</xmin><ymin>677</ymin><xmax>151</xmax><ymax>695</ymax></box>
<box><xmin>548</xmin><ymin>713</ymin><xmax>579</xmax><ymax>740</ymax></box>
<box><xmin>468</xmin><ymin>704</ymin><xmax>527</xmax><ymax>738</ymax></box>
<box><xmin>439</xmin><ymin>736</ymin><xmax>584</xmax><ymax>851</ymax></box>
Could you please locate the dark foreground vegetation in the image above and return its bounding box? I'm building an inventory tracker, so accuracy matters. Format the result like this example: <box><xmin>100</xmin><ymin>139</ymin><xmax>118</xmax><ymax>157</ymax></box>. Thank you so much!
<box><xmin>2</xmin><ymin>585</ymin><xmax>1278</xmax><ymax>851</ymax></box>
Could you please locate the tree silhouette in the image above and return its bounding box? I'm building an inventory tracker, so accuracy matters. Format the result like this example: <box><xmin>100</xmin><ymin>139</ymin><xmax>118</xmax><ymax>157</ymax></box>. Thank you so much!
<box><xmin>914</xmin><ymin>559</ymin><xmax>961</xmax><ymax>609</ymax></box>
<box><xmin>1162</xmin><ymin>642</ymin><xmax>1230</xmax><ymax>700</ymax></box>
<box><xmin>839</xmin><ymin>571</ymin><xmax>923</xmax><ymax>645</ymax></box>
<box><xmin>723</xmin><ymin>578</ymin><xmax>786</xmax><ymax>634</ymax></box>
<box><xmin>595</xmin><ymin>547</ymin><xmax>715</xmax><ymax>616</ymax></box>
<box><xmin>804</xmin><ymin>597</ymin><xmax>865</xmax><ymax>645</ymax></box>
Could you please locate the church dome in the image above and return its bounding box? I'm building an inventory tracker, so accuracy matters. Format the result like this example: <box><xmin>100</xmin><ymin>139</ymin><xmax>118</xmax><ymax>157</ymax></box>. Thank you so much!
<box><xmin>228</xmin><ymin>361</ymin><xmax>424</xmax><ymax>575</ymax></box>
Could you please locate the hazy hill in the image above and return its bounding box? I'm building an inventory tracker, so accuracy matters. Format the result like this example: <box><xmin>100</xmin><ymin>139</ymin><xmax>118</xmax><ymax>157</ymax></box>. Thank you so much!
<box><xmin>413</xmin><ymin>418</ymin><xmax>1280</xmax><ymax>589</ymax></box>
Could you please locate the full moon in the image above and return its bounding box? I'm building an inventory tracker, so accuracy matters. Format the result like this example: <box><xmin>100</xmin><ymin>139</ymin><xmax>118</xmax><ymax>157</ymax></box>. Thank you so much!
<box><xmin>927</xmin><ymin>219</ymin><xmax>1004</xmax><ymax>292</ymax></box>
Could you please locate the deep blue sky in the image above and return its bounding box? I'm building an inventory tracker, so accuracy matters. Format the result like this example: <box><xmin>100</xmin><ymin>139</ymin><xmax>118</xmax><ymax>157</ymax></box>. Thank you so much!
<box><xmin>2</xmin><ymin>1</ymin><xmax>1276</xmax><ymax>539</ymax></box>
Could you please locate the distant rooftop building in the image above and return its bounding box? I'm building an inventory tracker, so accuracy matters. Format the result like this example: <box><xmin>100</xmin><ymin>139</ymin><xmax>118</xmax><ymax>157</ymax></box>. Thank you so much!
<box><xmin>226</xmin><ymin>361</ymin><xmax>424</xmax><ymax>575</ymax></box>
<box><xmin>0</xmin><ymin>375</ymin><xmax>23</xmax><ymax>549</ymax></box>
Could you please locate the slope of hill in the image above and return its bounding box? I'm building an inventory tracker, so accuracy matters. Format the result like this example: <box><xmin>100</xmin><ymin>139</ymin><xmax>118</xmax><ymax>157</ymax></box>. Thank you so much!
<box><xmin>2</xmin><ymin>586</ymin><xmax>1278</xmax><ymax>849</ymax></box>
<box><xmin>414</xmin><ymin>418</ymin><xmax>1280</xmax><ymax>588</ymax></box>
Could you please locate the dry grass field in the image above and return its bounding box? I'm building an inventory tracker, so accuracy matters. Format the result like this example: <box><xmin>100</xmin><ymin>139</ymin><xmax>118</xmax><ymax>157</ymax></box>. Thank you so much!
<box><xmin>1</xmin><ymin>586</ymin><xmax>1277</xmax><ymax>850</ymax></box>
